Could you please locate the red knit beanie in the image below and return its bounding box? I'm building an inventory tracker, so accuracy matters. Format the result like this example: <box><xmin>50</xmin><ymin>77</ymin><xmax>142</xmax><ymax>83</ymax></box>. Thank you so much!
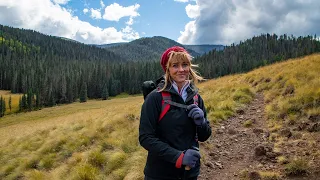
<box><xmin>160</xmin><ymin>46</ymin><xmax>188</xmax><ymax>72</ymax></box>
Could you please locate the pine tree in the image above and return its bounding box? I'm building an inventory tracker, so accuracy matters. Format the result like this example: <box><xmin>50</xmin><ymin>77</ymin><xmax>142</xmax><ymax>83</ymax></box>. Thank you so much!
<box><xmin>21</xmin><ymin>94</ymin><xmax>27</xmax><ymax>111</ymax></box>
<box><xmin>2</xmin><ymin>98</ymin><xmax>6</xmax><ymax>116</ymax></box>
<box><xmin>0</xmin><ymin>96</ymin><xmax>3</xmax><ymax>117</ymax></box>
<box><xmin>8</xmin><ymin>96</ymin><xmax>12</xmax><ymax>111</ymax></box>
<box><xmin>36</xmin><ymin>92</ymin><xmax>41</xmax><ymax>110</ymax></box>
<box><xmin>0</xmin><ymin>97</ymin><xmax>6</xmax><ymax>117</ymax></box>
<box><xmin>80</xmin><ymin>82</ymin><xmax>87</xmax><ymax>103</ymax></box>
<box><xmin>101</xmin><ymin>83</ymin><xmax>109</xmax><ymax>100</ymax></box>
<box><xmin>27</xmin><ymin>90</ymin><xmax>33</xmax><ymax>111</ymax></box>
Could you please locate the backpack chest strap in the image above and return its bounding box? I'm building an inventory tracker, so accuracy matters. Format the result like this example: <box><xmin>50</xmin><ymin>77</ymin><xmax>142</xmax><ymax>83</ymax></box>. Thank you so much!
<box><xmin>159</xmin><ymin>92</ymin><xmax>199</xmax><ymax>122</ymax></box>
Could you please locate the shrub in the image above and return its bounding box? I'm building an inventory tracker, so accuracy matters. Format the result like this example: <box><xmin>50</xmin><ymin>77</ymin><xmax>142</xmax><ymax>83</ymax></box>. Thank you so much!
<box><xmin>285</xmin><ymin>158</ymin><xmax>309</xmax><ymax>176</ymax></box>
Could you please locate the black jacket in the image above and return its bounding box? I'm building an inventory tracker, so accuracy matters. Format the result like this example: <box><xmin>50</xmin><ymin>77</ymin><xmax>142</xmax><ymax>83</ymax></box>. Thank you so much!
<box><xmin>139</xmin><ymin>81</ymin><xmax>212</xmax><ymax>180</ymax></box>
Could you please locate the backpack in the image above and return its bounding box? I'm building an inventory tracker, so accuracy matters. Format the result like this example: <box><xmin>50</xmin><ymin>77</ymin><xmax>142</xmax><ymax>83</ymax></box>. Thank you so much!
<box><xmin>142</xmin><ymin>80</ymin><xmax>198</xmax><ymax>122</ymax></box>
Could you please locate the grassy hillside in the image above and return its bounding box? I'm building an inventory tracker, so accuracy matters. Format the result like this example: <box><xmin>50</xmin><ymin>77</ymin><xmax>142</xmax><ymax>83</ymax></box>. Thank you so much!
<box><xmin>0</xmin><ymin>54</ymin><xmax>319</xmax><ymax>179</ymax></box>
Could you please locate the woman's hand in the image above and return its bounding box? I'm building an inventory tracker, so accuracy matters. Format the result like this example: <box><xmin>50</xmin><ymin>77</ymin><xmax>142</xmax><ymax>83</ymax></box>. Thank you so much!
<box><xmin>187</xmin><ymin>104</ymin><xmax>205</xmax><ymax>126</ymax></box>
<box><xmin>182</xmin><ymin>149</ymin><xmax>201</xmax><ymax>168</ymax></box>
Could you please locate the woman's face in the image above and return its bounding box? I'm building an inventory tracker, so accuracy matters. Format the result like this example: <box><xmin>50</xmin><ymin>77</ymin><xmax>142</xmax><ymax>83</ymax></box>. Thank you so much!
<box><xmin>168</xmin><ymin>59</ymin><xmax>190</xmax><ymax>85</ymax></box>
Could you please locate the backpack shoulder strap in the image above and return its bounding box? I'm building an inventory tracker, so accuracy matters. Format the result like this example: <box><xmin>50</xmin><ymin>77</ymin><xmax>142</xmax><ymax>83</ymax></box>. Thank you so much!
<box><xmin>159</xmin><ymin>92</ymin><xmax>171</xmax><ymax>122</ymax></box>
<box><xmin>193</xmin><ymin>94</ymin><xmax>199</xmax><ymax>105</ymax></box>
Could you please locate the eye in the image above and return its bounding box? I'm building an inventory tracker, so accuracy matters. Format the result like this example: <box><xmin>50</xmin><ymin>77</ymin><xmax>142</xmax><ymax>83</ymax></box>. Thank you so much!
<box><xmin>172</xmin><ymin>64</ymin><xmax>178</xmax><ymax>68</ymax></box>
<box><xmin>182</xmin><ymin>63</ymin><xmax>188</xmax><ymax>68</ymax></box>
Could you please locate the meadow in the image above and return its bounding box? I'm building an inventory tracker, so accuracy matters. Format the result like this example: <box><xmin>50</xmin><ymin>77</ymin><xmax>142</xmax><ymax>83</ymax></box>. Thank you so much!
<box><xmin>0</xmin><ymin>54</ymin><xmax>319</xmax><ymax>179</ymax></box>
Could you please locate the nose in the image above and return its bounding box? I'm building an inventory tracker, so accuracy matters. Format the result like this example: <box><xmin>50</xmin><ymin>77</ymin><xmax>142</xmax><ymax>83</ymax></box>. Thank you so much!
<box><xmin>178</xmin><ymin>65</ymin><xmax>184</xmax><ymax>71</ymax></box>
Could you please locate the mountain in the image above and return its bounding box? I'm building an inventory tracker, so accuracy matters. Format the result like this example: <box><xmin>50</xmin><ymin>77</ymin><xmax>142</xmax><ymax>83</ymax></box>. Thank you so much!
<box><xmin>100</xmin><ymin>36</ymin><xmax>201</xmax><ymax>61</ymax></box>
<box><xmin>0</xmin><ymin>24</ymin><xmax>123</xmax><ymax>63</ymax></box>
<box><xmin>1</xmin><ymin>23</ymin><xmax>319</xmax><ymax>112</ymax></box>
<box><xmin>95</xmin><ymin>42</ymin><xmax>127</xmax><ymax>48</ymax></box>
<box><xmin>96</xmin><ymin>37</ymin><xmax>224</xmax><ymax>61</ymax></box>
<box><xmin>184</xmin><ymin>44</ymin><xmax>224</xmax><ymax>54</ymax></box>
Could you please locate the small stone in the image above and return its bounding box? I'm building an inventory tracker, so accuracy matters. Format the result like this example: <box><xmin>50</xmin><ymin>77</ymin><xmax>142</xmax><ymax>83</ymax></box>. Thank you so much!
<box><xmin>255</xmin><ymin>145</ymin><xmax>267</xmax><ymax>156</ymax></box>
<box><xmin>228</xmin><ymin>129</ymin><xmax>237</xmax><ymax>135</ymax></box>
<box><xmin>236</xmin><ymin>109</ymin><xmax>245</xmax><ymax>115</ymax></box>
<box><xmin>216</xmin><ymin>129</ymin><xmax>224</xmax><ymax>134</ymax></box>
<box><xmin>205</xmin><ymin>162</ymin><xmax>215</xmax><ymax>169</ymax></box>
<box><xmin>214</xmin><ymin>162</ymin><xmax>223</xmax><ymax>169</ymax></box>
<box><xmin>309</xmin><ymin>115</ymin><xmax>320</xmax><ymax>122</ymax></box>
<box><xmin>248</xmin><ymin>171</ymin><xmax>261</xmax><ymax>180</ymax></box>
<box><xmin>279</xmin><ymin>128</ymin><xmax>292</xmax><ymax>138</ymax></box>
<box><xmin>253</xmin><ymin>128</ymin><xmax>264</xmax><ymax>134</ymax></box>
<box><xmin>307</xmin><ymin>123</ymin><xmax>320</xmax><ymax>132</ymax></box>
<box><xmin>257</xmin><ymin>163</ymin><xmax>264</xmax><ymax>168</ymax></box>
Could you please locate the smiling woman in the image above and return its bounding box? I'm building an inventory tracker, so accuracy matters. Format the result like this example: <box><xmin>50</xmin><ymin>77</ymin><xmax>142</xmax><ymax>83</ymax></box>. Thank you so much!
<box><xmin>139</xmin><ymin>46</ymin><xmax>212</xmax><ymax>180</ymax></box>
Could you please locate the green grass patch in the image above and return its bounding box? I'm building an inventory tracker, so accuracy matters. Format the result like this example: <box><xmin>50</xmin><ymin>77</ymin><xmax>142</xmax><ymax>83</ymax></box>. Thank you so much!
<box><xmin>243</xmin><ymin>120</ymin><xmax>253</xmax><ymax>127</ymax></box>
<box><xmin>285</xmin><ymin>158</ymin><xmax>309</xmax><ymax>176</ymax></box>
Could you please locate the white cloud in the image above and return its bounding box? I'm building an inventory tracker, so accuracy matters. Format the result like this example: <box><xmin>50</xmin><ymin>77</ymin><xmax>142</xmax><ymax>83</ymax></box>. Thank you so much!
<box><xmin>174</xmin><ymin>0</ymin><xmax>189</xmax><ymax>2</ymax></box>
<box><xmin>90</xmin><ymin>8</ymin><xmax>101</xmax><ymax>19</ymax></box>
<box><xmin>185</xmin><ymin>4</ymin><xmax>199</xmax><ymax>18</ymax></box>
<box><xmin>126</xmin><ymin>17</ymin><xmax>134</xmax><ymax>25</ymax></box>
<box><xmin>52</xmin><ymin>0</ymin><xmax>69</xmax><ymax>5</ymax></box>
<box><xmin>0</xmin><ymin>0</ymin><xmax>139</xmax><ymax>44</ymax></box>
<box><xmin>83</xmin><ymin>8</ymin><xmax>88</xmax><ymax>14</ymax></box>
<box><xmin>178</xmin><ymin>21</ymin><xmax>196</xmax><ymax>44</ymax></box>
<box><xmin>102</xmin><ymin>3</ymin><xmax>140</xmax><ymax>21</ymax></box>
<box><xmin>100</xmin><ymin>0</ymin><xmax>105</xmax><ymax>8</ymax></box>
<box><xmin>179</xmin><ymin>0</ymin><xmax>320</xmax><ymax>45</ymax></box>
<box><xmin>121</xmin><ymin>26</ymin><xmax>139</xmax><ymax>40</ymax></box>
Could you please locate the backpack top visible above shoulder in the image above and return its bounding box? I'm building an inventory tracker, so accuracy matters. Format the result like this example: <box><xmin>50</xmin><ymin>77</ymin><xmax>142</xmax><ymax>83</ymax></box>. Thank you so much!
<box><xmin>142</xmin><ymin>80</ymin><xmax>156</xmax><ymax>100</ymax></box>
<box><xmin>142</xmin><ymin>76</ymin><xmax>164</xmax><ymax>100</ymax></box>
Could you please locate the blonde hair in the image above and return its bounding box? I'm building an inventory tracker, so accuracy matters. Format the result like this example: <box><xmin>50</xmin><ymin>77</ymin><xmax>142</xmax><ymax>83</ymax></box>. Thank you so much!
<box><xmin>159</xmin><ymin>51</ymin><xmax>204</xmax><ymax>92</ymax></box>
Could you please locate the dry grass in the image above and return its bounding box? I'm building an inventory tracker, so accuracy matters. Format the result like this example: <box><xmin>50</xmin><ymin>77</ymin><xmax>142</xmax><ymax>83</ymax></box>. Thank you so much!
<box><xmin>198</xmin><ymin>75</ymin><xmax>255</xmax><ymax>124</ymax></box>
<box><xmin>0</xmin><ymin>96</ymin><xmax>145</xmax><ymax>180</ymax></box>
<box><xmin>243</xmin><ymin>54</ymin><xmax>320</xmax><ymax>177</ymax></box>
<box><xmin>0</xmin><ymin>90</ymin><xmax>22</xmax><ymax>114</ymax></box>
<box><xmin>0</xmin><ymin>54</ymin><xmax>319</xmax><ymax>179</ymax></box>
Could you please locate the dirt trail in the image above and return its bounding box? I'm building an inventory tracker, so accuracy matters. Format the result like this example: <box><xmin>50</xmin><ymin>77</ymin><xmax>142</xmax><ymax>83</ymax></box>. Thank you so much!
<box><xmin>199</xmin><ymin>93</ymin><xmax>281</xmax><ymax>180</ymax></box>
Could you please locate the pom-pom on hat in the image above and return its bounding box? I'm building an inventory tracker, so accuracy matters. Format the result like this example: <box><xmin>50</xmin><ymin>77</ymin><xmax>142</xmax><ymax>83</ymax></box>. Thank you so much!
<box><xmin>160</xmin><ymin>46</ymin><xmax>188</xmax><ymax>72</ymax></box>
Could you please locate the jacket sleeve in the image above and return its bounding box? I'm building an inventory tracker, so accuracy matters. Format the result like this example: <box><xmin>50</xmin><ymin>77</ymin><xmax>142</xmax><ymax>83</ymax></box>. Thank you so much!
<box><xmin>139</xmin><ymin>91</ymin><xmax>183</xmax><ymax>165</ymax></box>
<box><xmin>196</xmin><ymin>95</ymin><xmax>212</xmax><ymax>142</ymax></box>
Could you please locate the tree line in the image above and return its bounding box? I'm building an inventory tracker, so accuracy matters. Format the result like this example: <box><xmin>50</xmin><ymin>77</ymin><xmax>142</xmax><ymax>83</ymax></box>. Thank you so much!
<box><xmin>194</xmin><ymin>34</ymin><xmax>320</xmax><ymax>78</ymax></box>
<box><xmin>0</xmin><ymin>24</ymin><xmax>319</xmax><ymax>117</ymax></box>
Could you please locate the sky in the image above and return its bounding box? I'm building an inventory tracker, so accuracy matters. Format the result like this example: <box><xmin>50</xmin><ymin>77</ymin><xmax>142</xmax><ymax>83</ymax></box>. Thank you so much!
<box><xmin>0</xmin><ymin>0</ymin><xmax>320</xmax><ymax>45</ymax></box>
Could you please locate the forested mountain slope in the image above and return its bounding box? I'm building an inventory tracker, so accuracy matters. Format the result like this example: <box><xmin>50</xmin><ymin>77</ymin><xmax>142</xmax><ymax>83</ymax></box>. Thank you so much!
<box><xmin>0</xmin><ymin>24</ymin><xmax>319</xmax><ymax>115</ymax></box>
<box><xmin>104</xmin><ymin>36</ymin><xmax>200</xmax><ymax>61</ymax></box>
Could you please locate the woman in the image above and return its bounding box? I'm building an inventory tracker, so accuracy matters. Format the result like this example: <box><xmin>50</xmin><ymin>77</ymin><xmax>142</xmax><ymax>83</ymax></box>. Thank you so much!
<box><xmin>139</xmin><ymin>46</ymin><xmax>212</xmax><ymax>180</ymax></box>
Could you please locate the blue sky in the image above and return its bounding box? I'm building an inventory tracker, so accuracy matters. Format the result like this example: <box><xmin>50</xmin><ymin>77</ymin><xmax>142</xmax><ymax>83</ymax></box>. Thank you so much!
<box><xmin>0</xmin><ymin>0</ymin><xmax>320</xmax><ymax>45</ymax></box>
<box><xmin>74</xmin><ymin>0</ymin><xmax>192</xmax><ymax>41</ymax></box>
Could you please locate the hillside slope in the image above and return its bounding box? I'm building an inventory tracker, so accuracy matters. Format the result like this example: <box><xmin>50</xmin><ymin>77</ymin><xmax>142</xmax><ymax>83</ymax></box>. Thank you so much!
<box><xmin>197</xmin><ymin>53</ymin><xmax>320</xmax><ymax>179</ymax></box>
<box><xmin>0</xmin><ymin>54</ymin><xmax>319</xmax><ymax>180</ymax></box>
<box><xmin>184</xmin><ymin>44</ymin><xmax>224</xmax><ymax>54</ymax></box>
<box><xmin>104</xmin><ymin>36</ymin><xmax>200</xmax><ymax>61</ymax></box>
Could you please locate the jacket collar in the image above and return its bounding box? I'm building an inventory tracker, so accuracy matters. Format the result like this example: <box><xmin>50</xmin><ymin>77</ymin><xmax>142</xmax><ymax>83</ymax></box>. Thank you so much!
<box><xmin>157</xmin><ymin>76</ymin><xmax>198</xmax><ymax>102</ymax></box>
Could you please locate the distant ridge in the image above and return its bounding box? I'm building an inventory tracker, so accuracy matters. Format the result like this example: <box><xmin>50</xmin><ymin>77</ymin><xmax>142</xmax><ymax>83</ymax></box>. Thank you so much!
<box><xmin>94</xmin><ymin>36</ymin><xmax>224</xmax><ymax>61</ymax></box>
<box><xmin>184</xmin><ymin>44</ymin><xmax>224</xmax><ymax>55</ymax></box>
<box><xmin>95</xmin><ymin>37</ymin><xmax>224</xmax><ymax>60</ymax></box>
<box><xmin>95</xmin><ymin>42</ymin><xmax>127</xmax><ymax>48</ymax></box>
